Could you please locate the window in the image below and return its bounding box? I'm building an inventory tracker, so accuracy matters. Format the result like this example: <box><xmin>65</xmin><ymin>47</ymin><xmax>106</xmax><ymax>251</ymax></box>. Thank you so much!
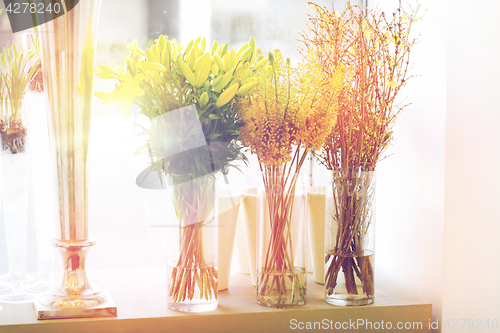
<box><xmin>0</xmin><ymin>0</ymin><xmax>365</xmax><ymax>273</ymax></box>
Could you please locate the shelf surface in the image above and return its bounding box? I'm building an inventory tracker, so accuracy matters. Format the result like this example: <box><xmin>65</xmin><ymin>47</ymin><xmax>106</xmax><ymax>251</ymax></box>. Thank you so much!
<box><xmin>0</xmin><ymin>267</ymin><xmax>432</xmax><ymax>333</ymax></box>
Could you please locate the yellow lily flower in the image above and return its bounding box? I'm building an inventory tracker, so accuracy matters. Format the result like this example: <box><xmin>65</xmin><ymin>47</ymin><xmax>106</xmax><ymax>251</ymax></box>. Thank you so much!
<box><xmin>95</xmin><ymin>72</ymin><xmax>145</xmax><ymax>117</ymax></box>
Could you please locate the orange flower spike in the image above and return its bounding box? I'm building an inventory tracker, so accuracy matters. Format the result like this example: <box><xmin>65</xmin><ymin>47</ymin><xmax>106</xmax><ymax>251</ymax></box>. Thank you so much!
<box><xmin>238</xmin><ymin>48</ymin><xmax>339</xmax><ymax>166</ymax></box>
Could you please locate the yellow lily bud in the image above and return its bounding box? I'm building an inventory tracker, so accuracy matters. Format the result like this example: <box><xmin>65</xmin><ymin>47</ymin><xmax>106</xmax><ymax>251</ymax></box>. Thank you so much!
<box><xmin>237</xmin><ymin>43</ymin><xmax>249</xmax><ymax>55</ymax></box>
<box><xmin>171</xmin><ymin>39</ymin><xmax>179</xmax><ymax>59</ymax></box>
<box><xmin>254</xmin><ymin>57</ymin><xmax>269</xmax><ymax>70</ymax></box>
<box><xmin>230</xmin><ymin>49</ymin><xmax>237</xmax><ymax>66</ymax></box>
<box><xmin>193</xmin><ymin>52</ymin><xmax>210</xmax><ymax>72</ymax></box>
<box><xmin>180</xmin><ymin>61</ymin><xmax>197</xmax><ymax>86</ymax></box>
<box><xmin>166</xmin><ymin>41</ymin><xmax>172</xmax><ymax>56</ymax></box>
<box><xmin>159</xmin><ymin>35</ymin><xmax>167</xmax><ymax>47</ymax></box>
<box><xmin>236</xmin><ymin>79</ymin><xmax>259</xmax><ymax>96</ymax></box>
<box><xmin>157</xmin><ymin>36</ymin><xmax>166</xmax><ymax>54</ymax></box>
<box><xmin>211</xmin><ymin>40</ymin><xmax>219</xmax><ymax>55</ymax></box>
<box><xmin>238</xmin><ymin>47</ymin><xmax>252</xmax><ymax>63</ymax></box>
<box><xmin>211</xmin><ymin>63</ymin><xmax>219</xmax><ymax>76</ymax></box>
<box><xmin>128</xmin><ymin>40</ymin><xmax>138</xmax><ymax>53</ymax></box>
<box><xmin>223</xmin><ymin>52</ymin><xmax>233</xmax><ymax>72</ymax></box>
<box><xmin>215</xmin><ymin>45</ymin><xmax>224</xmax><ymax>56</ymax></box>
<box><xmin>194</xmin><ymin>56</ymin><xmax>211</xmax><ymax>87</ymax></box>
<box><xmin>199</xmin><ymin>91</ymin><xmax>209</xmax><ymax>108</ymax></box>
<box><xmin>213</xmin><ymin>69</ymin><xmax>234</xmax><ymax>92</ymax></box>
<box><xmin>249</xmin><ymin>36</ymin><xmax>255</xmax><ymax>52</ymax></box>
<box><xmin>161</xmin><ymin>50</ymin><xmax>170</xmax><ymax>67</ymax></box>
<box><xmin>221</xmin><ymin>43</ymin><xmax>229</xmax><ymax>56</ymax></box>
<box><xmin>200</xmin><ymin>37</ymin><xmax>206</xmax><ymax>51</ymax></box>
<box><xmin>216</xmin><ymin>83</ymin><xmax>239</xmax><ymax>107</ymax></box>
<box><xmin>152</xmin><ymin>45</ymin><xmax>161</xmax><ymax>63</ymax></box>
<box><xmin>184</xmin><ymin>40</ymin><xmax>194</xmax><ymax>56</ymax></box>
<box><xmin>213</xmin><ymin>54</ymin><xmax>225</xmax><ymax>72</ymax></box>
<box><xmin>186</xmin><ymin>47</ymin><xmax>197</xmax><ymax>70</ymax></box>
<box><xmin>212</xmin><ymin>75</ymin><xmax>224</xmax><ymax>88</ymax></box>
<box><xmin>192</xmin><ymin>44</ymin><xmax>200</xmax><ymax>62</ymax></box>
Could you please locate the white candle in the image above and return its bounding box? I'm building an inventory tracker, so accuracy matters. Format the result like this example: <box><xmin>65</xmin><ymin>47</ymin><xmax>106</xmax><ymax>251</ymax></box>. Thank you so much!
<box><xmin>218</xmin><ymin>192</ymin><xmax>241</xmax><ymax>291</ymax></box>
<box><xmin>308</xmin><ymin>186</ymin><xmax>325</xmax><ymax>284</ymax></box>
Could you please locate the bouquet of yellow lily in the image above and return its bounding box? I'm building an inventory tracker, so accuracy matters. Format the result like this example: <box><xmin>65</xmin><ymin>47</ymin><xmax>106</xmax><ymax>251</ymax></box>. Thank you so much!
<box><xmin>96</xmin><ymin>36</ymin><xmax>266</xmax><ymax>176</ymax></box>
<box><xmin>96</xmin><ymin>35</ymin><xmax>265</xmax><ymax>311</ymax></box>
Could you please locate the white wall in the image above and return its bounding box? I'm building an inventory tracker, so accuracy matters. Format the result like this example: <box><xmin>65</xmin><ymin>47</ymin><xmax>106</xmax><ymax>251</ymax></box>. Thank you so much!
<box><xmin>373</xmin><ymin>1</ymin><xmax>500</xmax><ymax>332</ymax></box>
<box><xmin>370</xmin><ymin>0</ymin><xmax>447</xmax><ymax>331</ymax></box>
<box><xmin>98</xmin><ymin>0</ymin><xmax>148</xmax><ymax>43</ymax></box>
<box><xmin>443</xmin><ymin>1</ymin><xmax>500</xmax><ymax>332</ymax></box>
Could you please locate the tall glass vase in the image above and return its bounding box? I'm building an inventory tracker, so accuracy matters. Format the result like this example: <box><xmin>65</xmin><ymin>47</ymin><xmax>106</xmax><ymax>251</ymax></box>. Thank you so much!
<box><xmin>325</xmin><ymin>168</ymin><xmax>376</xmax><ymax>306</ymax></box>
<box><xmin>167</xmin><ymin>173</ymin><xmax>218</xmax><ymax>312</ymax></box>
<box><xmin>0</xmin><ymin>99</ymin><xmax>32</xmax><ymax>304</ymax></box>
<box><xmin>36</xmin><ymin>0</ymin><xmax>108</xmax><ymax>310</ymax></box>
<box><xmin>256</xmin><ymin>165</ymin><xmax>307</xmax><ymax>308</ymax></box>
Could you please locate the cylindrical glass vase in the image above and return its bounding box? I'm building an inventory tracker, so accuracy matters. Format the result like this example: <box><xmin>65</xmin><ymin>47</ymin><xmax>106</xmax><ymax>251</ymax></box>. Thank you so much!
<box><xmin>325</xmin><ymin>168</ymin><xmax>375</xmax><ymax>306</ymax></box>
<box><xmin>257</xmin><ymin>165</ymin><xmax>307</xmax><ymax>308</ymax></box>
<box><xmin>0</xmin><ymin>99</ymin><xmax>10</xmax><ymax>296</ymax></box>
<box><xmin>166</xmin><ymin>173</ymin><xmax>218</xmax><ymax>312</ymax></box>
<box><xmin>22</xmin><ymin>32</ymin><xmax>56</xmax><ymax>293</ymax></box>
<box><xmin>0</xmin><ymin>99</ymin><xmax>32</xmax><ymax>304</ymax></box>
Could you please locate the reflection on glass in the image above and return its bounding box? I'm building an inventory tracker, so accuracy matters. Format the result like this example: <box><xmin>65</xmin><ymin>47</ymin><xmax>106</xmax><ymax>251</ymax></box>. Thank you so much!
<box><xmin>0</xmin><ymin>99</ymin><xmax>33</xmax><ymax>304</ymax></box>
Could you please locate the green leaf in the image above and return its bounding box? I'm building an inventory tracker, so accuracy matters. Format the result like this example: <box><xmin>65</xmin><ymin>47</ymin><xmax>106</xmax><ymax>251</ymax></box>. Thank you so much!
<box><xmin>207</xmin><ymin>133</ymin><xmax>222</xmax><ymax>139</ymax></box>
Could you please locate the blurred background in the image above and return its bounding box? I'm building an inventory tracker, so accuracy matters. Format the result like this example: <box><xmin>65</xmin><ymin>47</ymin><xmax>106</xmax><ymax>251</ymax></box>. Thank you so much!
<box><xmin>1</xmin><ymin>1</ymin><xmax>499</xmax><ymax>332</ymax></box>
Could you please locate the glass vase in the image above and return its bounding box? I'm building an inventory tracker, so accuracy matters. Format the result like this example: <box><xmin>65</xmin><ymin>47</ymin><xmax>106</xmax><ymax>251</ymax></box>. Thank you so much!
<box><xmin>0</xmin><ymin>100</ymin><xmax>10</xmax><ymax>296</ymax></box>
<box><xmin>36</xmin><ymin>0</ymin><xmax>108</xmax><ymax>310</ymax></box>
<box><xmin>20</xmin><ymin>30</ymin><xmax>56</xmax><ymax>293</ymax></box>
<box><xmin>256</xmin><ymin>165</ymin><xmax>307</xmax><ymax>308</ymax></box>
<box><xmin>325</xmin><ymin>168</ymin><xmax>376</xmax><ymax>306</ymax></box>
<box><xmin>166</xmin><ymin>173</ymin><xmax>218</xmax><ymax>312</ymax></box>
<box><xmin>0</xmin><ymin>99</ymin><xmax>33</xmax><ymax>304</ymax></box>
<box><xmin>25</xmin><ymin>90</ymin><xmax>56</xmax><ymax>293</ymax></box>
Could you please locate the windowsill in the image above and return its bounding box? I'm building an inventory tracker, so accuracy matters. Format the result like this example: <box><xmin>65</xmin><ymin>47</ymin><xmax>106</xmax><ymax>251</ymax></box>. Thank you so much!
<box><xmin>0</xmin><ymin>267</ymin><xmax>432</xmax><ymax>333</ymax></box>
